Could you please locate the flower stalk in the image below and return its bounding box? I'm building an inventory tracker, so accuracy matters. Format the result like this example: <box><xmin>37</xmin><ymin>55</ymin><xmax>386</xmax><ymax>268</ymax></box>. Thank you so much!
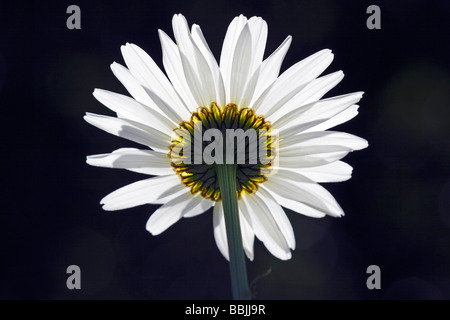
<box><xmin>216</xmin><ymin>163</ymin><xmax>251</xmax><ymax>300</ymax></box>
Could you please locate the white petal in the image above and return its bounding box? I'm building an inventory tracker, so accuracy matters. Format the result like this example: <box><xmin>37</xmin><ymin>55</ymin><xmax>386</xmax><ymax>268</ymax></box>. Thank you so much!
<box><xmin>239</xmin><ymin>65</ymin><xmax>261</xmax><ymax>108</ymax></box>
<box><xmin>120</xmin><ymin>43</ymin><xmax>191</xmax><ymax>120</ymax></box>
<box><xmin>247</xmin><ymin>16</ymin><xmax>268</xmax><ymax>76</ymax></box>
<box><xmin>278</xmin><ymin>145</ymin><xmax>351</xmax><ymax>168</ymax></box>
<box><xmin>234</xmin><ymin>201</ymin><xmax>256</xmax><ymax>261</ymax></box>
<box><xmin>280</xmin><ymin>145</ymin><xmax>352</xmax><ymax>157</ymax></box>
<box><xmin>86</xmin><ymin>148</ymin><xmax>173</xmax><ymax>176</ymax></box>
<box><xmin>146</xmin><ymin>191</ymin><xmax>211</xmax><ymax>235</ymax></box>
<box><xmin>191</xmin><ymin>24</ymin><xmax>226</xmax><ymax>107</ymax></box>
<box><xmin>268</xmin><ymin>70</ymin><xmax>344</xmax><ymax>123</ymax></box>
<box><xmin>255</xmin><ymin>188</ymin><xmax>295</xmax><ymax>250</ymax></box>
<box><xmin>213</xmin><ymin>203</ymin><xmax>229</xmax><ymax>260</ymax></box>
<box><xmin>110</xmin><ymin>62</ymin><xmax>160</xmax><ymax>112</ymax></box>
<box><xmin>239</xmin><ymin>208</ymin><xmax>255</xmax><ymax>261</ymax></box>
<box><xmin>172</xmin><ymin>14</ymin><xmax>216</xmax><ymax>107</ymax></box>
<box><xmin>274</xmin><ymin>92</ymin><xmax>363</xmax><ymax>132</ymax></box>
<box><xmin>274</xmin><ymin>119</ymin><xmax>326</xmax><ymax>138</ymax></box>
<box><xmin>84</xmin><ymin>113</ymin><xmax>170</xmax><ymax>152</ymax></box>
<box><xmin>261</xmin><ymin>185</ymin><xmax>326</xmax><ymax>218</ymax></box>
<box><xmin>249</xmin><ymin>36</ymin><xmax>292</xmax><ymax>107</ymax></box>
<box><xmin>304</xmin><ymin>104</ymin><xmax>360</xmax><ymax>132</ymax></box>
<box><xmin>229</xmin><ymin>23</ymin><xmax>252</xmax><ymax>105</ymax></box>
<box><xmin>220</xmin><ymin>15</ymin><xmax>248</xmax><ymax>102</ymax></box>
<box><xmin>100</xmin><ymin>174</ymin><xmax>183</xmax><ymax>211</ymax></box>
<box><xmin>213</xmin><ymin>202</ymin><xmax>255</xmax><ymax>261</ymax></box>
<box><xmin>173</xmin><ymin>50</ymin><xmax>205</xmax><ymax>107</ymax></box>
<box><xmin>265</xmin><ymin>169</ymin><xmax>344</xmax><ymax>217</ymax></box>
<box><xmin>92</xmin><ymin>89</ymin><xmax>175</xmax><ymax>135</ymax></box>
<box><xmin>234</xmin><ymin>17</ymin><xmax>269</xmax><ymax>107</ymax></box>
<box><xmin>280</xmin><ymin>131</ymin><xmax>369</xmax><ymax>152</ymax></box>
<box><xmin>183</xmin><ymin>195</ymin><xmax>214</xmax><ymax>218</ymax></box>
<box><xmin>158</xmin><ymin>29</ymin><xmax>198</xmax><ymax>112</ymax></box>
<box><xmin>285</xmin><ymin>161</ymin><xmax>353</xmax><ymax>183</ymax></box>
<box><xmin>253</xmin><ymin>49</ymin><xmax>334</xmax><ymax>115</ymax></box>
<box><xmin>146</xmin><ymin>190</ymin><xmax>189</xmax><ymax>235</ymax></box>
<box><xmin>230</xmin><ymin>17</ymin><xmax>267</xmax><ymax>107</ymax></box>
<box><xmin>150</xmin><ymin>183</ymin><xmax>187</xmax><ymax>205</ymax></box>
<box><xmin>241</xmin><ymin>193</ymin><xmax>291</xmax><ymax>260</ymax></box>
<box><xmin>141</xmin><ymin>85</ymin><xmax>189</xmax><ymax>126</ymax></box>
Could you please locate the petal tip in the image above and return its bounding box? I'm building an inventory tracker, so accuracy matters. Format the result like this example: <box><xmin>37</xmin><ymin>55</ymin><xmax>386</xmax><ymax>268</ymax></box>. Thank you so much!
<box><xmin>100</xmin><ymin>204</ymin><xmax>115</xmax><ymax>212</ymax></box>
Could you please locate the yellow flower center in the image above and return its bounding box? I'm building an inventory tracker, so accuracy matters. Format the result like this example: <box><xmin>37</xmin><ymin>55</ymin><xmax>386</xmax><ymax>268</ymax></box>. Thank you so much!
<box><xmin>169</xmin><ymin>102</ymin><xmax>275</xmax><ymax>201</ymax></box>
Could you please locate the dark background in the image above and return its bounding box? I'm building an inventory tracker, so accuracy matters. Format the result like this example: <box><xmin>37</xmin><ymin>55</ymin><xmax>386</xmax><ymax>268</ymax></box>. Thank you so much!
<box><xmin>0</xmin><ymin>0</ymin><xmax>449</xmax><ymax>300</ymax></box>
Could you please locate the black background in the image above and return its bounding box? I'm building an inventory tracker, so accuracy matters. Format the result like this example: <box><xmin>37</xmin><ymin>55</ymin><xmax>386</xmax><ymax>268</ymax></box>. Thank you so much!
<box><xmin>0</xmin><ymin>0</ymin><xmax>449</xmax><ymax>300</ymax></box>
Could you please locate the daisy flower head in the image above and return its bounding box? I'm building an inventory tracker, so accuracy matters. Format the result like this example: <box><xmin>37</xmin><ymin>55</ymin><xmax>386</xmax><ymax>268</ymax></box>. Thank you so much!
<box><xmin>85</xmin><ymin>14</ymin><xmax>367</xmax><ymax>263</ymax></box>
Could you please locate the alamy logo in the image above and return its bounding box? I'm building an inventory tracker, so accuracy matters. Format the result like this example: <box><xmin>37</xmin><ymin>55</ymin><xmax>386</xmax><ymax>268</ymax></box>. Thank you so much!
<box><xmin>66</xmin><ymin>265</ymin><xmax>81</xmax><ymax>290</ymax></box>
<box><xmin>66</xmin><ymin>5</ymin><xmax>81</xmax><ymax>30</ymax></box>
<box><xmin>366</xmin><ymin>5</ymin><xmax>381</xmax><ymax>30</ymax></box>
<box><xmin>366</xmin><ymin>265</ymin><xmax>381</xmax><ymax>289</ymax></box>
<box><xmin>170</xmin><ymin>123</ymin><xmax>279</xmax><ymax>171</ymax></box>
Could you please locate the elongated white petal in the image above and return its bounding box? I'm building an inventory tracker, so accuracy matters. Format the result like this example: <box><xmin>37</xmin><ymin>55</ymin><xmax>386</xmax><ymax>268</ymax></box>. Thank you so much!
<box><xmin>146</xmin><ymin>190</ymin><xmax>189</xmax><ymax>235</ymax></box>
<box><xmin>255</xmin><ymin>188</ymin><xmax>295</xmax><ymax>249</ymax></box>
<box><xmin>272</xmin><ymin>92</ymin><xmax>358</xmax><ymax>130</ymax></box>
<box><xmin>277</xmin><ymin>142</ymin><xmax>351</xmax><ymax>168</ymax></box>
<box><xmin>275</xmin><ymin>119</ymin><xmax>326</xmax><ymax>138</ymax></box>
<box><xmin>146</xmin><ymin>190</ymin><xmax>192</xmax><ymax>235</ymax></box>
<box><xmin>304</xmin><ymin>104</ymin><xmax>360</xmax><ymax>132</ymax></box>
<box><xmin>126</xmin><ymin>167</ymin><xmax>172</xmax><ymax>176</ymax></box>
<box><xmin>239</xmin><ymin>65</ymin><xmax>261</xmax><ymax>107</ymax></box>
<box><xmin>239</xmin><ymin>208</ymin><xmax>255</xmax><ymax>261</ymax></box>
<box><xmin>249</xmin><ymin>36</ymin><xmax>292</xmax><ymax>107</ymax></box>
<box><xmin>86</xmin><ymin>148</ymin><xmax>173</xmax><ymax>176</ymax></box>
<box><xmin>274</xmin><ymin>92</ymin><xmax>363</xmax><ymax>132</ymax></box>
<box><xmin>220</xmin><ymin>15</ymin><xmax>248</xmax><ymax>101</ymax></box>
<box><xmin>183</xmin><ymin>195</ymin><xmax>214</xmax><ymax>218</ymax></box>
<box><xmin>247</xmin><ymin>16</ymin><xmax>267</xmax><ymax>76</ymax></box>
<box><xmin>280</xmin><ymin>131</ymin><xmax>368</xmax><ymax>152</ymax></box>
<box><xmin>253</xmin><ymin>49</ymin><xmax>334</xmax><ymax>115</ymax></box>
<box><xmin>111</xmin><ymin>60</ymin><xmax>190</xmax><ymax>131</ymax></box>
<box><xmin>150</xmin><ymin>183</ymin><xmax>188</xmax><ymax>205</ymax></box>
<box><xmin>213</xmin><ymin>202</ymin><xmax>255</xmax><ymax>261</ymax></box>
<box><xmin>229</xmin><ymin>23</ymin><xmax>252</xmax><ymax>105</ymax></box>
<box><xmin>277</xmin><ymin>152</ymin><xmax>349</xmax><ymax>168</ymax></box>
<box><xmin>286</xmin><ymin>161</ymin><xmax>353</xmax><ymax>183</ymax></box>
<box><xmin>146</xmin><ymin>191</ymin><xmax>211</xmax><ymax>235</ymax></box>
<box><xmin>231</xmin><ymin>17</ymin><xmax>268</xmax><ymax>106</ymax></box>
<box><xmin>84</xmin><ymin>113</ymin><xmax>170</xmax><ymax>152</ymax></box>
<box><xmin>100</xmin><ymin>175</ymin><xmax>183</xmax><ymax>211</ymax></box>
<box><xmin>120</xmin><ymin>43</ymin><xmax>191</xmax><ymax>120</ymax></box>
<box><xmin>142</xmin><ymin>85</ymin><xmax>188</xmax><ymax>126</ymax></box>
<box><xmin>231</xmin><ymin>201</ymin><xmax>256</xmax><ymax>261</ymax></box>
<box><xmin>92</xmin><ymin>89</ymin><xmax>175</xmax><ymax>134</ymax></box>
<box><xmin>265</xmin><ymin>170</ymin><xmax>344</xmax><ymax>217</ymax></box>
<box><xmin>280</xmin><ymin>145</ymin><xmax>352</xmax><ymax>157</ymax></box>
<box><xmin>158</xmin><ymin>29</ymin><xmax>198</xmax><ymax>112</ymax></box>
<box><xmin>268</xmin><ymin>70</ymin><xmax>344</xmax><ymax>123</ymax></box>
<box><xmin>213</xmin><ymin>203</ymin><xmax>229</xmax><ymax>260</ymax></box>
<box><xmin>191</xmin><ymin>24</ymin><xmax>226</xmax><ymax>107</ymax></box>
<box><xmin>87</xmin><ymin>148</ymin><xmax>169</xmax><ymax>168</ymax></box>
<box><xmin>172</xmin><ymin>14</ymin><xmax>217</xmax><ymax>107</ymax></box>
<box><xmin>177</xmin><ymin>50</ymin><xmax>208</xmax><ymax>108</ymax></box>
<box><xmin>261</xmin><ymin>185</ymin><xmax>326</xmax><ymax>218</ymax></box>
<box><xmin>241</xmin><ymin>193</ymin><xmax>291</xmax><ymax>260</ymax></box>
<box><xmin>110</xmin><ymin>62</ymin><xmax>159</xmax><ymax>111</ymax></box>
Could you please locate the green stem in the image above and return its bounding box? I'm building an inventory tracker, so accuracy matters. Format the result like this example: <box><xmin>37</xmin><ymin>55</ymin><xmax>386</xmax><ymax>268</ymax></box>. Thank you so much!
<box><xmin>216</xmin><ymin>163</ymin><xmax>251</xmax><ymax>300</ymax></box>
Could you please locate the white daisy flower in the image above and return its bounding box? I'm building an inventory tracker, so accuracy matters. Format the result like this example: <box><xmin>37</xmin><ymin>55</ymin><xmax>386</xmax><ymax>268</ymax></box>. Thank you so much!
<box><xmin>85</xmin><ymin>14</ymin><xmax>367</xmax><ymax>262</ymax></box>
